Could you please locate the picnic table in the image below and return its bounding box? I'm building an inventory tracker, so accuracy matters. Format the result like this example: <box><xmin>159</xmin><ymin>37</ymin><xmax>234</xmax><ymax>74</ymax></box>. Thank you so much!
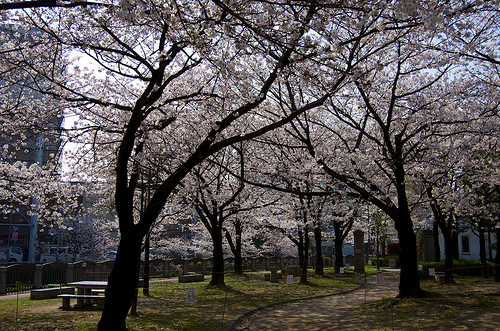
<box><xmin>58</xmin><ymin>280</ymin><xmax>143</xmax><ymax>310</ymax></box>
<box><xmin>59</xmin><ymin>281</ymin><xmax>107</xmax><ymax>309</ymax></box>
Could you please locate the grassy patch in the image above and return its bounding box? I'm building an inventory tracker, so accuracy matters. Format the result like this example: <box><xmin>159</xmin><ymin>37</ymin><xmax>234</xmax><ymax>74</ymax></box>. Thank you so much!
<box><xmin>341</xmin><ymin>276</ymin><xmax>500</xmax><ymax>330</ymax></box>
<box><xmin>0</xmin><ymin>268</ymin><xmax>363</xmax><ymax>330</ymax></box>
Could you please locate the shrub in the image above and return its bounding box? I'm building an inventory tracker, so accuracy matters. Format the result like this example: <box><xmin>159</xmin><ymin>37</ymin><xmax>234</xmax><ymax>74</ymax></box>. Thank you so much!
<box><xmin>369</xmin><ymin>257</ymin><xmax>391</xmax><ymax>267</ymax></box>
<box><xmin>417</xmin><ymin>259</ymin><xmax>494</xmax><ymax>277</ymax></box>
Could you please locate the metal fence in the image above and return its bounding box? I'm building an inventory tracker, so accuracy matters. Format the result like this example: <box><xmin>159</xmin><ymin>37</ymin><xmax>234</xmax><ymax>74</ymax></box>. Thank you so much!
<box><xmin>0</xmin><ymin>256</ymin><xmax>303</xmax><ymax>295</ymax></box>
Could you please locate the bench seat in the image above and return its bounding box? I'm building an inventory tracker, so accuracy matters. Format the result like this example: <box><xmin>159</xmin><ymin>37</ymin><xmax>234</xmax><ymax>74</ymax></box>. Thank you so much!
<box><xmin>178</xmin><ymin>274</ymin><xmax>204</xmax><ymax>283</ymax></box>
<box><xmin>57</xmin><ymin>294</ymin><xmax>105</xmax><ymax>309</ymax></box>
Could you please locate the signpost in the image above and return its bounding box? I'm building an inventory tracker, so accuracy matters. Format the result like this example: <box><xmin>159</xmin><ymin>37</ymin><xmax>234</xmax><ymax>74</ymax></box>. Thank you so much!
<box><xmin>376</xmin><ymin>274</ymin><xmax>384</xmax><ymax>285</ymax></box>
<box><xmin>186</xmin><ymin>290</ymin><xmax>196</xmax><ymax>303</ymax></box>
<box><xmin>12</xmin><ymin>226</ymin><xmax>18</xmax><ymax>242</ymax></box>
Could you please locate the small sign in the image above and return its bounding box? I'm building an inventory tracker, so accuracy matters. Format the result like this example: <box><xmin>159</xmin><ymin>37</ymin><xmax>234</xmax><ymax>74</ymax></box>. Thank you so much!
<box><xmin>287</xmin><ymin>275</ymin><xmax>293</xmax><ymax>284</ymax></box>
<box><xmin>429</xmin><ymin>268</ymin><xmax>435</xmax><ymax>276</ymax></box>
<box><xmin>186</xmin><ymin>290</ymin><xmax>196</xmax><ymax>303</ymax></box>
<box><xmin>12</xmin><ymin>226</ymin><xmax>18</xmax><ymax>241</ymax></box>
<box><xmin>340</xmin><ymin>267</ymin><xmax>345</xmax><ymax>274</ymax></box>
<box><xmin>82</xmin><ymin>262</ymin><xmax>87</xmax><ymax>268</ymax></box>
<box><xmin>355</xmin><ymin>249</ymin><xmax>361</xmax><ymax>254</ymax></box>
<box><xmin>376</xmin><ymin>274</ymin><xmax>384</xmax><ymax>285</ymax></box>
<box><xmin>418</xmin><ymin>264</ymin><xmax>423</xmax><ymax>271</ymax></box>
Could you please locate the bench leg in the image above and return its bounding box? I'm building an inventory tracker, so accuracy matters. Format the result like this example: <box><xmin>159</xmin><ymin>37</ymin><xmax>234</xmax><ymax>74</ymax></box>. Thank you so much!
<box><xmin>61</xmin><ymin>297</ymin><xmax>71</xmax><ymax>309</ymax></box>
<box><xmin>95</xmin><ymin>298</ymin><xmax>105</xmax><ymax>309</ymax></box>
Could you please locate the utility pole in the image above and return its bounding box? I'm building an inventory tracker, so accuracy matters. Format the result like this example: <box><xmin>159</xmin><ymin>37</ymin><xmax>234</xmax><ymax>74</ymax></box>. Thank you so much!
<box><xmin>28</xmin><ymin>133</ymin><xmax>44</xmax><ymax>262</ymax></box>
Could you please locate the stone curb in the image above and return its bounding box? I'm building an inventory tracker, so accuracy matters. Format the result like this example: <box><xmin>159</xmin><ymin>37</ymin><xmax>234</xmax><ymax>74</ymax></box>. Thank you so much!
<box><xmin>226</xmin><ymin>274</ymin><xmax>370</xmax><ymax>331</ymax></box>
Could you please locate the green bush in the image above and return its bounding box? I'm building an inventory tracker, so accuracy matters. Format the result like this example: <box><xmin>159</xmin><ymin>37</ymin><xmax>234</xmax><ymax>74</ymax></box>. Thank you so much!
<box><xmin>323</xmin><ymin>256</ymin><xmax>332</xmax><ymax>266</ymax></box>
<box><xmin>417</xmin><ymin>259</ymin><xmax>494</xmax><ymax>277</ymax></box>
<box><xmin>369</xmin><ymin>257</ymin><xmax>391</xmax><ymax>267</ymax></box>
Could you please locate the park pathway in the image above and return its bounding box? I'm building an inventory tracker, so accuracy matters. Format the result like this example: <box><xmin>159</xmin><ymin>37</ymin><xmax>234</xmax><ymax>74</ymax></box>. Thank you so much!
<box><xmin>228</xmin><ymin>271</ymin><xmax>400</xmax><ymax>331</ymax></box>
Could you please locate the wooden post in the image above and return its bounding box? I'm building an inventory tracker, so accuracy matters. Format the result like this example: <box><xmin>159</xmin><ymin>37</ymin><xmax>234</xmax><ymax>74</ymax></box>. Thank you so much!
<box><xmin>0</xmin><ymin>267</ymin><xmax>6</xmax><ymax>294</ymax></box>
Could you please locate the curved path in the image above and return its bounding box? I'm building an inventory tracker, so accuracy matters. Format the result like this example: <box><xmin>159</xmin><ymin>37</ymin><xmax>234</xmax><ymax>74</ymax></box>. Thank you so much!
<box><xmin>228</xmin><ymin>271</ymin><xmax>400</xmax><ymax>331</ymax></box>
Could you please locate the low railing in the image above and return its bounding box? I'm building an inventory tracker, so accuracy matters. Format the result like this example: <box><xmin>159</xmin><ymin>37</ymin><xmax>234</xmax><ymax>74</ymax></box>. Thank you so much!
<box><xmin>0</xmin><ymin>256</ymin><xmax>307</xmax><ymax>295</ymax></box>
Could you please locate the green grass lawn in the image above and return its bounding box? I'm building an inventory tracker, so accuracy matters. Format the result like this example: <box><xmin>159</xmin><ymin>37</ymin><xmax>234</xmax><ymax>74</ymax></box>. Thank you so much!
<box><xmin>4</xmin><ymin>268</ymin><xmax>497</xmax><ymax>331</ymax></box>
<box><xmin>340</xmin><ymin>275</ymin><xmax>500</xmax><ymax>330</ymax></box>
<box><xmin>0</xmin><ymin>268</ymin><xmax>365</xmax><ymax>330</ymax></box>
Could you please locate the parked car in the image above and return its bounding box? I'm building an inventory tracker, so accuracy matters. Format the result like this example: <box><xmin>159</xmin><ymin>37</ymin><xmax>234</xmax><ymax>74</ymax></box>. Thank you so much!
<box><xmin>39</xmin><ymin>246</ymin><xmax>77</xmax><ymax>263</ymax></box>
<box><xmin>104</xmin><ymin>251</ymin><xmax>117</xmax><ymax>260</ymax></box>
<box><xmin>0</xmin><ymin>246</ymin><xmax>24</xmax><ymax>263</ymax></box>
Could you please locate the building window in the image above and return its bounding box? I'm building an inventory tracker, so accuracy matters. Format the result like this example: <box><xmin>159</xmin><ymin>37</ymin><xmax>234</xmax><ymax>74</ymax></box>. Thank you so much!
<box><xmin>461</xmin><ymin>235</ymin><xmax>470</xmax><ymax>254</ymax></box>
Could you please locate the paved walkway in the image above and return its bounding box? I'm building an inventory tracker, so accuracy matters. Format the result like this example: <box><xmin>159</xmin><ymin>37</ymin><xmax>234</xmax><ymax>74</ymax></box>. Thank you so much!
<box><xmin>0</xmin><ymin>291</ymin><xmax>30</xmax><ymax>300</ymax></box>
<box><xmin>229</xmin><ymin>271</ymin><xmax>400</xmax><ymax>331</ymax></box>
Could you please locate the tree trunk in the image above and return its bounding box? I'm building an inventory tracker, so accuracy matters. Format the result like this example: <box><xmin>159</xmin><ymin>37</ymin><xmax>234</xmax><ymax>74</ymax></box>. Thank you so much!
<box><xmin>488</xmin><ymin>230</ymin><xmax>493</xmax><ymax>263</ymax></box>
<box><xmin>429</xmin><ymin>202</ymin><xmax>455</xmax><ymax>284</ymax></box>
<box><xmin>393</xmin><ymin>139</ymin><xmax>422</xmax><ymax>298</ymax></box>
<box><xmin>494</xmin><ymin>227</ymin><xmax>500</xmax><ymax>282</ymax></box>
<box><xmin>333</xmin><ymin>221</ymin><xmax>344</xmax><ymax>273</ymax></box>
<box><xmin>300</xmin><ymin>227</ymin><xmax>309</xmax><ymax>283</ymax></box>
<box><xmin>98</xmin><ymin>233</ymin><xmax>143</xmax><ymax>331</ymax></box>
<box><xmin>210</xmin><ymin>228</ymin><xmax>225</xmax><ymax>286</ymax></box>
<box><xmin>452</xmin><ymin>231</ymin><xmax>460</xmax><ymax>260</ymax></box>
<box><xmin>433</xmin><ymin>221</ymin><xmax>441</xmax><ymax>262</ymax></box>
<box><xmin>225</xmin><ymin>220</ymin><xmax>244</xmax><ymax>274</ymax></box>
<box><xmin>395</xmin><ymin>214</ymin><xmax>422</xmax><ymax>298</ymax></box>
<box><xmin>143</xmin><ymin>235</ymin><xmax>150</xmax><ymax>296</ymax></box>
<box><xmin>298</xmin><ymin>227</ymin><xmax>304</xmax><ymax>270</ymax></box>
<box><xmin>478</xmin><ymin>220</ymin><xmax>489</xmax><ymax>278</ymax></box>
<box><xmin>234</xmin><ymin>221</ymin><xmax>243</xmax><ymax>274</ymax></box>
<box><xmin>314</xmin><ymin>224</ymin><xmax>324</xmax><ymax>275</ymax></box>
<box><xmin>442</xmin><ymin>229</ymin><xmax>455</xmax><ymax>284</ymax></box>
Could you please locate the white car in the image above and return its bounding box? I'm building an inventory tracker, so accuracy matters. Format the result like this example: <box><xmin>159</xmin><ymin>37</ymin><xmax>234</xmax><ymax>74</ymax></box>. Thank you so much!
<box><xmin>39</xmin><ymin>246</ymin><xmax>77</xmax><ymax>262</ymax></box>
<box><xmin>0</xmin><ymin>246</ymin><xmax>24</xmax><ymax>263</ymax></box>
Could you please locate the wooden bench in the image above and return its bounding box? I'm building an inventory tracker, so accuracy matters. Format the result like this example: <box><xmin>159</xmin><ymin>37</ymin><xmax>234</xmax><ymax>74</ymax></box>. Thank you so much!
<box><xmin>57</xmin><ymin>294</ymin><xmax>105</xmax><ymax>309</ymax></box>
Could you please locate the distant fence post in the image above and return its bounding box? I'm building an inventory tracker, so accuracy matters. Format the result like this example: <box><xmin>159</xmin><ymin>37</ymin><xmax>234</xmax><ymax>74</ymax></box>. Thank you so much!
<box><xmin>66</xmin><ymin>263</ymin><xmax>75</xmax><ymax>283</ymax></box>
<box><xmin>266</xmin><ymin>257</ymin><xmax>271</xmax><ymax>271</ymax></box>
<box><xmin>95</xmin><ymin>262</ymin><xmax>102</xmax><ymax>281</ymax></box>
<box><xmin>0</xmin><ymin>267</ymin><xmax>6</xmax><ymax>294</ymax></box>
<box><xmin>163</xmin><ymin>259</ymin><xmax>170</xmax><ymax>277</ymax></box>
<box><xmin>202</xmin><ymin>259</ymin><xmax>208</xmax><ymax>274</ymax></box>
<box><xmin>183</xmin><ymin>259</ymin><xmax>189</xmax><ymax>275</ymax></box>
<box><xmin>354</xmin><ymin>230</ymin><xmax>365</xmax><ymax>273</ymax></box>
<box><xmin>33</xmin><ymin>264</ymin><xmax>43</xmax><ymax>289</ymax></box>
<box><xmin>251</xmin><ymin>258</ymin><xmax>256</xmax><ymax>272</ymax></box>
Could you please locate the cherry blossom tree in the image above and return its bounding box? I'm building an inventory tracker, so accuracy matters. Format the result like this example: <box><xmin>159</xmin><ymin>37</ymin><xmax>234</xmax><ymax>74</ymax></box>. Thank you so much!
<box><xmin>0</xmin><ymin>1</ymin><xmax>340</xmax><ymax>328</ymax></box>
<box><xmin>3</xmin><ymin>3</ymin><xmax>497</xmax><ymax>330</ymax></box>
<box><xmin>330</xmin><ymin>195</ymin><xmax>358</xmax><ymax>272</ymax></box>
<box><xmin>190</xmin><ymin>146</ymin><xmax>245</xmax><ymax>286</ymax></box>
<box><xmin>285</xmin><ymin>28</ymin><xmax>464</xmax><ymax>297</ymax></box>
